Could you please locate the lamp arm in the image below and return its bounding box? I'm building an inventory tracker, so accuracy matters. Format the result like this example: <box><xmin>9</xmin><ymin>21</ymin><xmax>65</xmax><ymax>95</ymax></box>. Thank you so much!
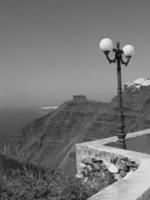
<box><xmin>121</xmin><ymin>56</ymin><xmax>131</xmax><ymax>66</ymax></box>
<box><xmin>104</xmin><ymin>51</ymin><xmax>116</xmax><ymax>64</ymax></box>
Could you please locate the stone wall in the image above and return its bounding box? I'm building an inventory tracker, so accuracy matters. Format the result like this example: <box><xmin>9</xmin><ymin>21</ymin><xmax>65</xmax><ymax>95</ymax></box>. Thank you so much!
<box><xmin>76</xmin><ymin>129</ymin><xmax>150</xmax><ymax>200</ymax></box>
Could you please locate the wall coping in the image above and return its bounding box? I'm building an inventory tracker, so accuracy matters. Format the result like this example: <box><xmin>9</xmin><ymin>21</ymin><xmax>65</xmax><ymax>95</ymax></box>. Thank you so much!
<box><xmin>76</xmin><ymin>129</ymin><xmax>150</xmax><ymax>200</ymax></box>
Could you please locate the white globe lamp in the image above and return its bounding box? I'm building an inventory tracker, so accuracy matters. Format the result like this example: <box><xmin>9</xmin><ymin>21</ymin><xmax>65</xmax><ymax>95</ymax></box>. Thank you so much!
<box><xmin>122</xmin><ymin>44</ymin><xmax>134</xmax><ymax>57</ymax></box>
<box><xmin>99</xmin><ymin>38</ymin><xmax>114</xmax><ymax>52</ymax></box>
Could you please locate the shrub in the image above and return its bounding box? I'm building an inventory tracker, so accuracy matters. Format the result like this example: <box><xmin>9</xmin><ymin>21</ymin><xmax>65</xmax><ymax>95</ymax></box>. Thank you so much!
<box><xmin>0</xmin><ymin>166</ymin><xmax>98</xmax><ymax>200</ymax></box>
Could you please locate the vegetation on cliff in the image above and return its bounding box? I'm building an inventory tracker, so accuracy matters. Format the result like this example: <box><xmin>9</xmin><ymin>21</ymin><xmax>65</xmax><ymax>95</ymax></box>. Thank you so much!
<box><xmin>0</xmin><ymin>166</ymin><xmax>97</xmax><ymax>200</ymax></box>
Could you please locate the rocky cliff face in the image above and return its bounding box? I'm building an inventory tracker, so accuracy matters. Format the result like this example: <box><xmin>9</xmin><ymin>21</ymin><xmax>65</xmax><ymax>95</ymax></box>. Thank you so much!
<box><xmin>4</xmin><ymin>79</ymin><xmax>150</xmax><ymax>175</ymax></box>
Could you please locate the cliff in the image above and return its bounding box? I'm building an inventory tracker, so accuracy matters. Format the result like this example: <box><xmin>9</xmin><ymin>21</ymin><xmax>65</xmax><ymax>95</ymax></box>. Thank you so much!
<box><xmin>4</xmin><ymin>79</ymin><xmax>150</xmax><ymax>175</ymax></box>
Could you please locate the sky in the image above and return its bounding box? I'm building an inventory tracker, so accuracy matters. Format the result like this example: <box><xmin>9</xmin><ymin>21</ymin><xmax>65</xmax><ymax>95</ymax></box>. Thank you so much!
<box><xmin>0</xmin><ymin>0</ymin><xmax>150</xmax><ymax>108</ymax></box>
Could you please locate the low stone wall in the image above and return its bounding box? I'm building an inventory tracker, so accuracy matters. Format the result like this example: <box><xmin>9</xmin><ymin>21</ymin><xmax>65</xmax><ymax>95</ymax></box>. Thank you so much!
<box><xmin>76</xmin><ymin>129</ymin><xmax>150</xmax><ymax>200</ymax></box>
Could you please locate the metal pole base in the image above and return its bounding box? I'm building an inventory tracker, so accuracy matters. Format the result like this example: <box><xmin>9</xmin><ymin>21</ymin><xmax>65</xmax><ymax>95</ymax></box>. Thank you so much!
<box><xmin>116</xmin><ymin>139</ymin><xmax>126</xmax><ymax>149</ymax></box>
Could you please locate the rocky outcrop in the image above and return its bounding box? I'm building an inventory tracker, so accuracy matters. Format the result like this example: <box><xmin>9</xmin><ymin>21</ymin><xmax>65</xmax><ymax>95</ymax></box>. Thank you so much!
<box><xmin>78</xmin><ymin>156</ymin><xmax>138</xmax><ymax>191</ymax></box>
<box><xmin>4</xmin><ymin>78</ymin><xmax>150</xmax><ymax>175</ymax></box>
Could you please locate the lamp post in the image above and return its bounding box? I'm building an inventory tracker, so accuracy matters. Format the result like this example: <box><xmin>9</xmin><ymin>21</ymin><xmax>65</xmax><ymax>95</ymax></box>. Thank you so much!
<box><xmin>99</xmin><ymin>38</ymin><xmax>134</xmax><ymax>149</ymax></box>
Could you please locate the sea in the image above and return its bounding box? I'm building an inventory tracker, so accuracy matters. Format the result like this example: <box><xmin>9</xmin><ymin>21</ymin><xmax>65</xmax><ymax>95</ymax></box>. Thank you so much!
<box><xmin>0</xmin><ymin>106</ymin><xmax>54</xmax><ymax>144</ymax></box>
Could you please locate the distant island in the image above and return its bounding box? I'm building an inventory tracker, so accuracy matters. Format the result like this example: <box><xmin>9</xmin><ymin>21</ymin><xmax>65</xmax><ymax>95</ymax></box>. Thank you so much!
<box><xmin>41</xmin><ymin>106</ymin><xmax>58</xmax><ymax>110</ymax></box>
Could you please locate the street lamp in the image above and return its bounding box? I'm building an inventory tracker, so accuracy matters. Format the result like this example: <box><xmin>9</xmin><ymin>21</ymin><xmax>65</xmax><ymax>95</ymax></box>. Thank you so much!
<box><xmin>99</xmin><ymin>38</ymin><xmax>134</xmax><ymax>149</ymax></box>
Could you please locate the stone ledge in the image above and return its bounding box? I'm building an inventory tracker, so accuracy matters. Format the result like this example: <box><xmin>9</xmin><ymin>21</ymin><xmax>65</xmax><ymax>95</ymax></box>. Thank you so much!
<box><xmin>76</xmin><ymin>129</ymin><xmax>150</xmax><ymax>200</ymax></box>
<box><xmin>87</xmin><ymin>159</ymin><xmax>150</xmax><ymax>200</ymax></box>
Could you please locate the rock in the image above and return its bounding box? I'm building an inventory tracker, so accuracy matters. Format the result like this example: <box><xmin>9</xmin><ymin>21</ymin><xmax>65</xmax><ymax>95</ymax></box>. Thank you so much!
<box><xmin>4</xmin><ymin>78</ymin><xmax>150</xmax><ymax>175</ymax></box>
<box><xmin>108</xmin><ymin>164</ymin><xmax>118</xmax><ymax>173</ymax></box>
